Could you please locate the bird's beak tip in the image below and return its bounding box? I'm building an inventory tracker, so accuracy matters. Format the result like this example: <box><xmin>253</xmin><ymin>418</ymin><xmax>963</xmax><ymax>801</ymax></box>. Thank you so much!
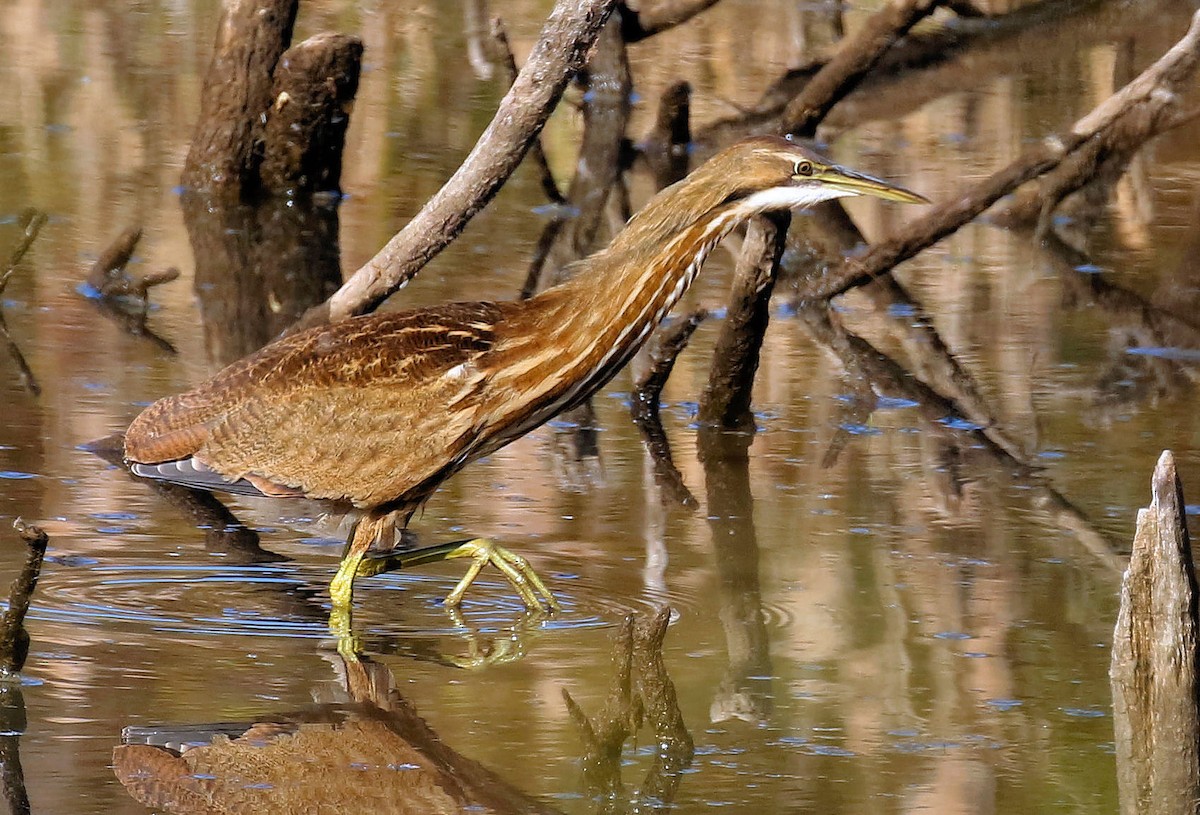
<box><xmin>830</xmin><ymin>166</ymin><xmax>930</xmax><ymax>205</ymax></box>
<box><xmin>892</xmin><ymin>188</ymin><xmax>931</xmax><ymax>205</ymax></box>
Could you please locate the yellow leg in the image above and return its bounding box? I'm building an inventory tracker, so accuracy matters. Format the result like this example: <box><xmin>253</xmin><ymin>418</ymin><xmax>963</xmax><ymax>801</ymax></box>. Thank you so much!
<box><xmin>356</xmin><ymin>537</ymin><xmax>560</xmax><ymax>612</ymax></box>
<box><xmin>327</xmin><ymin>516</ymin><xmax>388</xmax><ymax>638</ymax></box>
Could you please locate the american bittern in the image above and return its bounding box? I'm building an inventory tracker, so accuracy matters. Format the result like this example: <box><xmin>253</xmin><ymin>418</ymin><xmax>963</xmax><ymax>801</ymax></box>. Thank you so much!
<box><xmin>124</xmin><ymin>136</ymin><xmax>926</xmax><ymax>617</ymax></box>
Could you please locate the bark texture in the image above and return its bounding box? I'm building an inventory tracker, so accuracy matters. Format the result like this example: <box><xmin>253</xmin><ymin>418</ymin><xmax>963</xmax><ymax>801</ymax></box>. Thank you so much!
<box><xmin>1111</xmin><ymin>450</ymin><xmax>1200</xmax><ymax>815</ymax></box>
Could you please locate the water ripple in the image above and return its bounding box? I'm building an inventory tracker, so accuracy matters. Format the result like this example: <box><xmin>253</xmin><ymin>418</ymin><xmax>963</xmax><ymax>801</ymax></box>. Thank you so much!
<box><xmin>29</xmin><ymin>562</ymin><xmax>675</xmax><ymax>643</ymax></box>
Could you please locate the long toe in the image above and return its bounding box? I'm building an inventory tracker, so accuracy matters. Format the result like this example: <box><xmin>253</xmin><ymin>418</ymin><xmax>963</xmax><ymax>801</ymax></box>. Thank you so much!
<box><xmin>445</xmin><ymin>539</ymin><xmax>561</xmax><ymax>612</ymax></box>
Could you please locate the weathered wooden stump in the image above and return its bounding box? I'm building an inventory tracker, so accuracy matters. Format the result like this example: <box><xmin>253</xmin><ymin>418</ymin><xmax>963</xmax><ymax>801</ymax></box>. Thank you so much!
<box><xmin>1111</xmin><ymin>450</ymin><xmax>1200</xmax><ymax>815</ymax></box>
<box><xmin>183</xmin><ymin>0</ymin><xmax>362</xmax><ymax>200</ymax></box>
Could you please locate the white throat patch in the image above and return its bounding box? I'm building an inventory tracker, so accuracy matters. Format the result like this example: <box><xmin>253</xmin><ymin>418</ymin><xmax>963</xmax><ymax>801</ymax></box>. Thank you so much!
<box><xmin>731</xmin><ymin>185</ymin><xmax>854</xmax><ymax>217</ymax></box>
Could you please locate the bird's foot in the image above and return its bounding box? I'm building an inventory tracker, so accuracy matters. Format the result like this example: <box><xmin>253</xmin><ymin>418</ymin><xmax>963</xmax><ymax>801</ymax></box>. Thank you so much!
<box><xmin>442</xmin><ymin>538</ymin><xmax>561</xmax><ymax>613</ymax></box>
<box><xmin>355</xmin><ymin>537</ymin><xmax>560</xmax><ymax>613</ymax></box>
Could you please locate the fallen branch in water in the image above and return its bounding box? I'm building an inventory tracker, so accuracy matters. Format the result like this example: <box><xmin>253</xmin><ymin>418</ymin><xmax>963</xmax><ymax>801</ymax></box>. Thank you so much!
<box><xmin>796</xmin><ymin>9</ymin><xmax>1200</xmax><ymax>301</ymax></box>
<box><xmin>990</xmin><ymin>106</ymin><xmax>1200</xmax><ymax>236</ymax></box>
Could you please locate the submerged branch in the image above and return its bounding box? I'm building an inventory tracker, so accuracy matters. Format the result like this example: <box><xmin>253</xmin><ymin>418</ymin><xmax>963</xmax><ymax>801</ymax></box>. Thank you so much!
<box><xmin>0</xmin><ymin>521</ymin><xmax>48</xmax><ymax>676</ymax></box>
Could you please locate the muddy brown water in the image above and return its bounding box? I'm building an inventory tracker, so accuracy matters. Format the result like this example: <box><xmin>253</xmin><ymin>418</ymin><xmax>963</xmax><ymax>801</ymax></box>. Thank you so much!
<box><xmin>0</xmin><ymin>1</ymin><xmax>1199</xmax><ymax>812</ymax></box>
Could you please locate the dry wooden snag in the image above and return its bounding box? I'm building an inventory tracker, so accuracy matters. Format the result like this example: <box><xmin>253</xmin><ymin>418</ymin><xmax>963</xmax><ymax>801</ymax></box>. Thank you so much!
<box><xmin>1111</xmin><ymin>450</ymin><xmax>1200</xmax><ymax>815</ymax></box>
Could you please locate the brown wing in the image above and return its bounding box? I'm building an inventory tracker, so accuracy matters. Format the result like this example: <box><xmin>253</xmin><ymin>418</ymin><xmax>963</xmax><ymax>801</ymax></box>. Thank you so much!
<box><xmin>125</xmin><ymin>302</ymin><xmax>509</xmax><ymax>507</ymax></box>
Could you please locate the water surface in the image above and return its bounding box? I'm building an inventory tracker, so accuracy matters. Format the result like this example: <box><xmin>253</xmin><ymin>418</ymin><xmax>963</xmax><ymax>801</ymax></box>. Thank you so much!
<box><xmin>1</xmin><ymin>1</ymin><xmax>1198</xmax><ymax>812</ymax></box>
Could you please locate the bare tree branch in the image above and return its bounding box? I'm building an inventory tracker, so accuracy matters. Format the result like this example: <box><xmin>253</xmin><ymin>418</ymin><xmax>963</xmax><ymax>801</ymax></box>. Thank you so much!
<box><xmin>797</xmin><ymin>9</ymin><xmax>1200</xmax><ymax>302</ymax></box>
<box><xmin>617</xmin><ymin>0</ymin><xmax>723</xmax><ymax>41</ymax></box>
<box><xmin>784</xmin><ymin>0</ymin><xmax>945</xmax><ymax>137</ymax></box>
<box><xmin>292</xmin><ymin>0</ymin><xmax>619</xmax><ymax>330</ymax></box>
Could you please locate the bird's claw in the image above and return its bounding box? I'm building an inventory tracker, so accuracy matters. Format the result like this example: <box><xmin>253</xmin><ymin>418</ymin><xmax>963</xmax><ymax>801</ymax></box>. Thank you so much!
<box><xmin>443</xmin><ymin>538</ymin><xmax>561</xmax><ymax>613</ymax></box>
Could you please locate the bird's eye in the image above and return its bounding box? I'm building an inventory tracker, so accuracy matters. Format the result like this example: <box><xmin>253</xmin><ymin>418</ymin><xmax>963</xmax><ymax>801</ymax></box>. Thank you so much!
<box><xmin>793</xmin><ymin>160</ymin><xmax>814</xmax><ymax>177</ymax></box>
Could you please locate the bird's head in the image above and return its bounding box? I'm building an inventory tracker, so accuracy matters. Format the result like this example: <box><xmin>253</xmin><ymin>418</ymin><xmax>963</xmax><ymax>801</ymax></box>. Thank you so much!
<box><xmin>603</xmin><ymin>136</ymin><xmax>927</xmax><ymax>265</ymax></box>
<box><xmin>694</xmin><ymin>135</ymin><xmax>929</xmax><ymax>216</ymax></box>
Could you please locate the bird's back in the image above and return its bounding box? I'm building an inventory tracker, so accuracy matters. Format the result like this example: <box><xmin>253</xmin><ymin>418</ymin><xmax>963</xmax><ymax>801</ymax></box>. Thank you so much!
<box><xmin>125</xmin><ymin>301</ymin><xmax>518</xmax><ymax>508</ymax></box>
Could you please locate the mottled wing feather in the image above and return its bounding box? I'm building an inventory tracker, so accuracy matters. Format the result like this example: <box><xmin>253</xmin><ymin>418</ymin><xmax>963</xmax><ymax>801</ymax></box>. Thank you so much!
<box><xmin>125</xmin><ymin>303</ymin><xmax>508</xmax><ymax>507</ymax></box>
<box><xmin>202</xmin><ymin>379</ymin><xmax>481</xmax><ymax>507</ymax></box>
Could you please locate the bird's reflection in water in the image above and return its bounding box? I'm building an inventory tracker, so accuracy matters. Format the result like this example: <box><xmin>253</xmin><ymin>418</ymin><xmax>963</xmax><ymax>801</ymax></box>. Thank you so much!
<box><xmin>113</xmin><ymin>610</ymin><xmax>692</xmax><ymax>814</ymax></box>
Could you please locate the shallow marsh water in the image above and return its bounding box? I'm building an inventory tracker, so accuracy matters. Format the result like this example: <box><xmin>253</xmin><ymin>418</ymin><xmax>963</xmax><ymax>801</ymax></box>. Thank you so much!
<box><xmin>0</xmin><ymin>0</ymin><xmax>1199</xmax><ymax>812</ymax></box>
